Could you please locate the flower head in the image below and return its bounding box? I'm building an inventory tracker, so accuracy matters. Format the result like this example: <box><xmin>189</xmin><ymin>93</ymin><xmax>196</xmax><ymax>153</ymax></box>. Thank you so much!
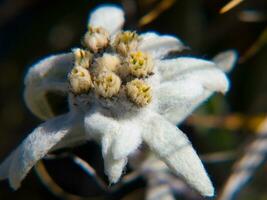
<box><xmin>0</xmin><ymin>4</ymin><xmax>237</xmax><ymax>197</ymax></box>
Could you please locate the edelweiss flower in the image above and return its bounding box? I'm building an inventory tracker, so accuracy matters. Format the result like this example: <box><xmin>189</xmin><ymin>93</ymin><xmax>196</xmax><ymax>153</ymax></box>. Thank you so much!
<box><xmin>0</xmin><ymin>5</ymin><xmax>237</xmax><ymax>197</ymax></box>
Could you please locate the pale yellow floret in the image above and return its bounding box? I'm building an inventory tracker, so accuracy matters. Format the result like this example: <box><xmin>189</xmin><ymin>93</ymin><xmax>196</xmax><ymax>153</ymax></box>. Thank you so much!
<box><xmin>127</xmin><ymin>51</ymin><xmax>153</xmax><ymax>77</ymax></box>
<box><xmin>68</xmin><ymin>66</ymin><xmax>93</xmax><ymax>94</ymax></box>
<box><xmin>83</xmin><ymin>26</ymin><xmax>109</xmax><ymax>53</ymax></box>
<box><xmin>73</xmin><ymin>48</ymin><xmax>93</xmax><ymax>69</ymax></box>
<box><xmin>113</xmin><ymin>31</ymin><xmax>139</xmax><ymax>56</ymax></box>
<box><xmin>94</xmin><ymin>53</ymin><xmax>121</xmax><ymax>73</ymax></box>
<box><xmin>126</xmin><ymin>79</ymin><xmax>152</xmax><ymax>106</ymax></box>
<box><xmin>94</xmin><ymin>71</ymin><xmax>121</xmax><ymax>98</ymax></box>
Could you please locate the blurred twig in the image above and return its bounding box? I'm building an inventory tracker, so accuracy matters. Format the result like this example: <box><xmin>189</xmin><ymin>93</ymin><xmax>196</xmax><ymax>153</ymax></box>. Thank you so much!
<box><xmin>220</xmin><ymin>0</ymin><xmax>244</xmax><ymax>14</ymax></box>
<box><xmin>201</xmin><ymin>151</ymin><xmax>237</xmax><ymax>164</ymax></box>
<box><xmin>35</xmin><ymin>160</ymin><xmax>83</xmax><ymax>200</ymax></box>
<box><xmin>238</xmin><ymin>10</ymin><xmax>267</xmax><ymax>23</ymax></box>
<box><xmin>186</xmin><ymin>113</ymin><xmax>265</xmax><ymax>132</ymax></box>
<box><xmin>218</xmin><ymin>117</ymin><xmax>267</xmax><ymax>200</ymax></box>
<box><xmin>240</xmin><ymin>26</ymin><xmax>267</xmax><ymax>63</ymax></box>
<box><xmin>138</xmin><ymin>0</ymin><xmax>176</xmax><ymax>27</ymax></box>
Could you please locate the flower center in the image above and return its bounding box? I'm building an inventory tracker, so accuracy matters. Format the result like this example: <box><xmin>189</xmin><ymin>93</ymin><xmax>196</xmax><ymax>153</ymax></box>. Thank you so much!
<box><xmin>113</xmin><ymin>31</ymin><xmax>139</xmax><ymax>56</ymax></box>
<box><xmin>68</xmin><ymin>26</ymin><xmax>155</xmax><ymax>107</ymax></box>
<box><xmin>128</xmin><ymin>51</ymin><xmax>153</xmax><ymax>78</ymax></box>
<box><xmin>126</xmin><ymin>79</ymin><xmax>152</xmax><ymax>106</ymax></box>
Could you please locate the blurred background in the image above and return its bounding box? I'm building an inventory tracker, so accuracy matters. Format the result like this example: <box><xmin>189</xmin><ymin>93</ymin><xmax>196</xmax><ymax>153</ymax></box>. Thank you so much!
<box><xmin>0</xmin><ymin>0</ymin><xmax>267</xmax><ymax>199</ymax></box>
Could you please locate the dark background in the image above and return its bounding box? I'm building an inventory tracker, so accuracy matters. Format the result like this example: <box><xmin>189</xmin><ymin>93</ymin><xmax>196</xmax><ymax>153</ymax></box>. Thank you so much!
<box><xmin>0</xmin><ymin>0</ymin><xmax>267</xmax><ymax>199</ymax></box>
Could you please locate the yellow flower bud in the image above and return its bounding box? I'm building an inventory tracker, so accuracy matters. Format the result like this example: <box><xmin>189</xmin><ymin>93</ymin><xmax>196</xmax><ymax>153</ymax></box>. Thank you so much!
<box><xmin>126</xmin><ymin>79</ymin><xmax>152</xmax><ymax>106</ymax></box>
<box><xmin>127</xmin><ymin>51</ymin><xmax>153</xmax><ymax>77</ymax></box>
<box><xmin>68</xmin><ymin>66</ymin><xmax>93</xmax><ymax>94</ymax></box>
<box><xmin>94</xmin><ymin>71</ymin><xmax>121</xmax><ymax>98</ymax></box>
<box><xmin>83</xmin><ymin>26</ymin><xmax>109</xmax><ymax>53</ymax></box>
<box><xmin>73</xmin><ymin>48</ymin><xmax>93</xmax><ymax>69</ymax></box>
<box><xmin>113</xmin><ymin>31</ymin><xmax>139</xmax><ymax>56</ymax></box>
<box><xmin>94</xmin><ymin>53</ymin><xmax>120</xmax><ymax>73</ymax></box>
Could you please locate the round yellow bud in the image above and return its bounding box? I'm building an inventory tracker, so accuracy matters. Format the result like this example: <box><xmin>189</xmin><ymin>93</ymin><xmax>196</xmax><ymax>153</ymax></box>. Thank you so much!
<box><xmin>113</xmin><ymin>31</ymin><xmax>139</xmax><ymax>56</ymax></box>
<box><xmin>127</xmin><ymin>51</ymin><xmax>153</xmax><ymax>77</ymax></box>
<box><xmin>94</xmin><ymin>71</ymin><xmax>121</xmax><ymax>98</ymax></box>
<box><xmin>126</xmin><ymin>79</ymin><xmax>152</xmax><ymax>106</ymax></box>
<box><xmin>73</xmin><ymin>48</ymin><xmax>93</xmax><ymax>69</ymax></box>
<box><xmin>83</xmin><ymin>26</ymin><xmax>109</xmax><ymax>53</ymax></box>
<box><xmin>94</xmin><ymin>53</ymin><xmax>121</xmax><ymax>73</ymax></box>
<box><xmin>68</xmin><ymin>66</ymin><xmax>93</xmax><ymax>94</ymax></box>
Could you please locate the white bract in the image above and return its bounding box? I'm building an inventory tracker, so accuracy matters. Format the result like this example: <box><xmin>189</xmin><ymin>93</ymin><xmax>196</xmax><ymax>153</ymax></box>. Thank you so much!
<box><xmin>0</xmin><ymin>5</ymin><xmax>237</xmax><ymax>197</ymax></box>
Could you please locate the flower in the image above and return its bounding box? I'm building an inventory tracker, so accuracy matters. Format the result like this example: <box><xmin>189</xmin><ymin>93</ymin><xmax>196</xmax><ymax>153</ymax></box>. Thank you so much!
<box><xmin>0</xmin><ymin>4</ymin><xmax>237</xmax><ymax>197</ymax></box>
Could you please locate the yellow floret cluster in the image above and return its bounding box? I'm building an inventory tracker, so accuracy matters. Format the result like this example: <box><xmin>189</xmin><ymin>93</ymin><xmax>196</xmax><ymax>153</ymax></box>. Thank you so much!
<box><xmin>68</xmin><ymin>26</ymin><xmax>154</xmax><ymax>107</ymax></box>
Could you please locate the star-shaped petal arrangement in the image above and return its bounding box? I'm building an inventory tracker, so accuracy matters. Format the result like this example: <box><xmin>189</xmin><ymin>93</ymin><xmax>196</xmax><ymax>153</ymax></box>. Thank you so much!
<box><xmin>0</xmin><ymin>5</ymin><xmax>237</xmax><ymax>197</ymax></box>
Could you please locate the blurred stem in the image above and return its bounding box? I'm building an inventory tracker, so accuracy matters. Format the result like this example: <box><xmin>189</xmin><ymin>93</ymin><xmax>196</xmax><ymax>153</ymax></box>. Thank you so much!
<box><xmin>240</xmin><ymin>26</ymin><xmax>267</xmax><ymax>63</ymax></box>
<box><xmin>220</xmin><ymin>0</ymin><xmax>244</xmax><ymax>14</ymax></box>
<box><xmin>218</xmin><ymin>118</ymin><xmax>267</xmax><ymax>200</ymax></box>
<box><xmin>138</xmin><ymin>0</ymin><xmax>176</xmax><ymax>27</ymax></box>
<box><xmin>186</xmin><ymin>113</ymin><xmax>266</xmax><ymax>132</ymax></box>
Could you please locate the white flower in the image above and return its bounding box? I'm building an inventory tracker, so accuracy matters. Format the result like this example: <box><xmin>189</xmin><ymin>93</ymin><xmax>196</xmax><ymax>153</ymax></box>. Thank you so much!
<box><xmin>0</xmin><ymin>4</ymin><xmax>237</xmax><ymax>197</ymax></box>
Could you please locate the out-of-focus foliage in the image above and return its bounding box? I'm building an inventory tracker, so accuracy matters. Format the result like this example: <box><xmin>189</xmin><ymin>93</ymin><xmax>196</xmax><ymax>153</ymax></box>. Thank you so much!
<box><xmin>0</xmin><ymin>0</ymin><xmax>267</xmax><ymax>199</ymax></box>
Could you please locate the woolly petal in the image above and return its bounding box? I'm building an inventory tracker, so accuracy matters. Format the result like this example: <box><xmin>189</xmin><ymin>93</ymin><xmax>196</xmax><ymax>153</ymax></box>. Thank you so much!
<box><xmin>102</xmin><ymin>131</ymin><xmax>127</xmax><ymax>183</ymax></box>
<box><xmin>0</xmin><ymin>113</ymin><xmax>76</xmax><ymax>189</ymax></box>
<box><xmin>157</xmin><ymin>57</ymin><xmax>214</xmax><ymax>82</ymax></box>
<box><xmin>111</xmin><ymin>122</ymin><xmax>142</xmax><ymax>160</ymax></box>
<box><xmin>139</xmin><ymin>32</ymin><xmax>185</xmax><ymax>59</ymax></box>
<box><xmin>24</xmin><ymin>53</ymin><xmax>74</xmax><ymax>120</ymax></box>
<box><xmin>156</xmin><ymin>80</ymin><xmax>204</xmax><ymax>124</ymax></box>
<box><xmin>88</xmin><ymin>5</ymin><xmax>124</xmax><ymax>35</ymax></box>
<box><xmin>142</xmin><ymin>113</ymin><xmax>214</xmax><ymax>196</ymax></box>
<box><xmin>84</xmin><ymin>110</ymin><xmax>119</xmax><ymax>142</ymax></box>
<box><xmin>52</xmin><ymin>112</ymin><xmax>86</xmax><ymax>151</ymax></box>
<box><xmin>84</xmin><ymin>110</ymin><xmax>127</xmax><ymax>183</ymax></box>
<box><xmin>213</xmin><ymin>50</ymin><xmax>238</xmax><ymax>72</ymax></box>
<box><xmin>102</xmin><ymin>151</ymin><xmax>127</xmax><ymax>183</ymax></box>
<box><xmin>156</xmin><ymin>58</ymin><xmax>229</xmax><ymax>124</ymax></box>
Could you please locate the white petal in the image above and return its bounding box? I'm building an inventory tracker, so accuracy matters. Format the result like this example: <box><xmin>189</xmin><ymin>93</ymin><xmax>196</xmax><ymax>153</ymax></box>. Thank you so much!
<box><xmin>139</xmin><ymin>32</ymin><xmax>185</xmax><ymax>59</ymax></box>
<box><xmin>156</xmin><ymin>80</ymin><xmax>204</xmax><ymax>124</ymax></box>
<box><xmin>102</xmin><ymin>130</ymin><xmax>127</xmax><ymax>183</ymax></box>
<box><xmin>0</xmin><ymin>113</ymin><xmax>76</xmax><ymax>189</ymax></box>
<box><xmin>157</xmin><ymin>57</ymin><xmax>214</xmax><ymax>82</ymax></box>
<box><xmin>84</xmin><ymin>110</ymin><xmax>119</xmax><ymax>142</ymax></box>
<box><xmin>213</xmin><ymin>50</ymin><xmax>238</xmax><ymax>72</ymax></box>
<box><xmin>24</xmin><ymin>53</ymin><xmax>74</xmax><ymax>120</ymax></box>
<box><xmin>102</xmin><ymin>152</ymin><xmax>127</xmax><ymax>184</ymax></box>
<box><xmin>88</xmin><ymin>5</ymin><xmax>124</xmax><ymax>35</ymax></box>
<box><xmin>84</xmin><ymin>110</ymin><xmax>128</xmax><ymax>183</ymax></box>
<box><xmin>51</xmin><ymin>112</ymin><xmax>86</xmax><ymax>151</ymax></box>
<box><xmin>111</xmin><ymin>122</ymin><xmax>142</xmax><ymax>160</ymax></box>
<box><xmin>156</xmin><ymin>58</ymin><xmax>229</xmax><ymax>124</ymax></box>
<box><xmin>142</xmin><ymin>113</ymin><xmax>214</xmax><ymax>197</ymax></box>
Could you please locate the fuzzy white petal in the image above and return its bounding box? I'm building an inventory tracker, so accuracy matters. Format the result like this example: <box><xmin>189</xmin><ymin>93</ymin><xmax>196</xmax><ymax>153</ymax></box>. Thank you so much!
<box><xmin>142</xmin><ymin>113</ymin><xmax>214</xmax><ymax>197</ymax></box>
<box><xmin>156</xmin><ymin>79</ymin><xmax>205</xmax><ymax>124</ymax></box>
<box><xmin>111</xmin><ymin>122</ymin><xmax>142</xmax><ymax>160</ymax></box>
<box><xmin>0</xmin><ymin>113</ymin><xmax>76</xmax><ymax>189</ymax></box>
<box><xmin>139</xmin><ymin>32</ymin><xmax>185</xmax><ymax>59</ymax></box>
<box><xmin>84</xmin><ymin>110</ymin><xmax>128</xmax><ymax>183</ymax></box>
<box><xmin>213</xmin><ymin>50</ymin><xmax>238</xmax><ymax>72</ymax></box>
<box><xmin>88</xmin><ymin>5</ymin><xmax>124</xmax><ymax>35</ymax></box>
<box><xmin>102</xmin><ymin>130</ymin><xmax>127</xmax><ymax>183</ymax></box>
<box><xmin>84</xmin><ymin>110</ymin><xmax>119</xmax><ymax>142</ymax></box>
<box><xmin>51</xmin><ymin>112</ymin><xmax>86</xmax><ymax>151</ymax></box>
<box><xmin>156</xmin><ymin>58</ymin><xmax>229</xmax><ymax>124</ymax></box>
<box><xmin>24</xmin><ymin>53</ymin><xmax>74</xmax><ymax>120</ymax></box>
<box><xmin>157</xmin><ymin>57</ymin><xmax>215</xmax><ymax>82</ymax></box>
<box><xmin>102</xmin><ymin>151</ymin><xmax>127</xmax><ymax>183</ymax></box>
